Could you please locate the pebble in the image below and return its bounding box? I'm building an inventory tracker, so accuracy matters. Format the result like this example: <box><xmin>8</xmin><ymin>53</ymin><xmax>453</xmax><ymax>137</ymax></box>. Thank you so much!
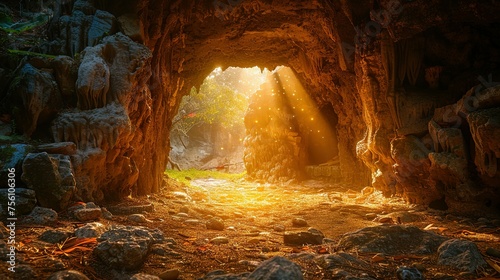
<box><xmin>210</xmin><ymin>236</ymin><xmax>229</xmax><ymax>245</ymax></box>
<box><xmin>396</xmin><ymin>266</ymin><xmax>424</xmax><ymax>280</ymax></box>
<box><xmin>206</xmin><ymin>217</ymin><xmax>225</xmax><ymax>231</ymax></box>
<box><xmin>176</xmin><ymin>212</ymin><xmax>189</xmax><ymax>218</ymax></box>
<box><xmin>292</xmin><ymin>217</ymin><xmax>308</xmax><ymax>227</ymax></box>
<box><xmin>184</xmin><ymin>219</ymin><xmax>201</xmax><ymax>225</ymax></box>
<box><xmin>128</xmin><ymin>214</ymin><xmax>150</xmax><ymax>223</ymax></box>
<box><xmin>365</xmin><ymin>213</ymin><xmax>377</xmax><ymax>220</ymax></box>
<box><xmin>239</xmin><ymin>260</ymin><xmax>260</xmax><ymax>267</ymax></box>
<box><xmin>273</xmin><ymin>224</ymin><xmax>285</xmax><ymax>232</ymax></box>
<box><xmin>130</xmin><ymin>273</ymin><xmax>161</xmax><ymax>280</ymax></box>
<box><xmin>74</xmin><ymin>208</ymin><xmax>101</xmax><ymax>222</ymax></box>
<box><xmin>75</xmin><ymin>222</ymin><xmax>107</xmax><ymax>238</ymax></box>
<box><xmin>159</xmin><ymin>269</ymin><xmax>180</xmax><ymax>280</ymax></box>
<box><xmin>101</xmin><ymin>207</ymin><xmax>113</xmax><ymax>220</ymax></box>
<box><xmin>486</xmin><ymin>247</ymin><xmax>500</xmax><ymax>258</ymax></box>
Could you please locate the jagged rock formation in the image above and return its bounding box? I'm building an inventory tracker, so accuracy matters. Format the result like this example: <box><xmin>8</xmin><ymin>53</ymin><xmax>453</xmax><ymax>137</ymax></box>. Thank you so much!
<box><xmin>0</xmin><ymin>0</ymin><xmax>499</xmax><ymax>212</ymax></box>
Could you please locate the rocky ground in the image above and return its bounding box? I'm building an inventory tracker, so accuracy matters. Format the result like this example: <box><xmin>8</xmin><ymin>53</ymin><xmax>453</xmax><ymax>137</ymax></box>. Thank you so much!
<box><xmin>1</xmin><ymin>176</ymin><xmax>500</xmax><ymax>280</ymax></box>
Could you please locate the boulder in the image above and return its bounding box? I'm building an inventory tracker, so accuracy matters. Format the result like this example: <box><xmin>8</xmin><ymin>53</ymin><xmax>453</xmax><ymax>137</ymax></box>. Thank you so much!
<box><xmin>337</xmin><ymin>225</ymin><xmax>447</xmax><ymax>255</ymax></box>
<box><xmin>5</xmin><ymin>63</ymin><xmax>61</xmax><ymax>137</ymax></box>
<box><xmin>93</xmin><ymin>226</ymin><xmax>164</xmax><ymax>270</ymax></box>
<box><xmin>0</xmin><ymin>188</ymin><xmax>36</xmax><ymax>218</ymax></box>
<box><xmin>0</xmin><ymin>144</ymin><xmax>34</xmax><ymax>183</ymax></box>
<box><xmin>437</xmin><ymin>239</ymin><xmax>486</xmax><ymax>273</ymax></box>
<box><xmin>21</xmin><ymin>152</ymin><xmax>75</xmax><ymax>211</ymax></box>
<box><xmin>247</xmin><ymin>256</ymin><xmax>303</xmax><ymax>280</ymax></box>
<box><xmin>24</xmin><ymin>207</ymin><xmax>58</xmax><ymax>225</ymax></box>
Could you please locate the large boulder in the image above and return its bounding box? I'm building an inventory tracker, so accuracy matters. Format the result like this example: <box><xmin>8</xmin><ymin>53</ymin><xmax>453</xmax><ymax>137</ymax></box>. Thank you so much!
<box><xmin>21</xmin><ymin>152</ymin><xmax>75</xmax><ymax>211</ymax></box>
<box><xmin>0</xmin><ymin>188</ymin><xmax>36</xmax><ymax>218</ymax></box>
<box><xmin>337</xmin><ymin>225</ymin><xmax>448</xmax><ymax>255</ymax></box>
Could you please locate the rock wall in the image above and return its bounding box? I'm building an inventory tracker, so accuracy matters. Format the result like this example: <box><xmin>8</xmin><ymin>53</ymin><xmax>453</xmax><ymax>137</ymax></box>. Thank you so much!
<box><xmin>1</xmin><ymin>0</ymin><xmax>499</xmax><ymax>213</ymax></box>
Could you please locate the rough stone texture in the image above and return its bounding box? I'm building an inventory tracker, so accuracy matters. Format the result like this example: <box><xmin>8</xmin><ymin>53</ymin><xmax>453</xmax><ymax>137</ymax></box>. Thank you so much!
<box><xmin>94</xmin><ymin>226</ymin><xmax>164</xmax><ymax>270</ymax></box>
<box><xmin>4</xmin><ymin>63</ymin><xmax>61</xmax><ymax>137</ymax></box>
<box><xmin>437</xmin><ymin>239</ymin><xmax>487</xmax><ymax>273</ymax></box>
<box><xmin>39</xmin><ymin>229</ymin><xmax>72</xmax><ymax>244</ymax></box>
<box><xmin>247</xmin><ymin>256</ymin><xmax>303</xmax><ymax>280</ymax></box>
<box><xmin>75</xmin><ymin>222</ymin><xmax>107</xmax><ymax>238</ymax></box>
<box><xmin>0</xmin><ymin>188</ymin><xmax>37</xmax><ymax>218</ymax></box>
<box><xmin>37</xmin><ymin>142</ymin><xmax>77</xmax><ymax>155</ymax></box>
<box><xmin>206</xmin><ymin>217</ymin><xmax>225</xmax><ymax>231</ymax></box>
<box><xmin>0</xmin><ymin>0</ymin><xmax>499</xmax><ymax>212</ymax></box>
<box><xmin>74</xmin><ymin>208</ymin><xmax>102</xmax><ymax>222</ymax></box>
<box><xmin>24</xmin><ymin>207</ymin><xmax>58</xmax><ymax>225</ymax></box>
<box><xmin>337</xmin><ymin>225</ymin><xmax>447</xmax><ymax>255</ymax></box>
<box><xmin>21</xmin><ymin>152</ymin><xmax>75</xmax><ymax>211</ymax></box>
<box><xmin>396</xmin><ymin>267</ymin><xmax>424</xmax><ymax>280</ymax></box>
<box><xmin>284</xmin><ymin>228</ymin><xmax>324</xmax><ymax>246</ymax></box>
<box><xmin>315</xmin><ymin>253</ymin><xmax>370</xmax><ymax>270</ymax></box>
<box><xmin>51</xmin><ymin>33</ymin><xmax>153</xmax><ymax>201</ymax></box>
<box><xmin>130</xmin><ymin>274</ymin><xmax>161</xmax><ymax>280</ymax></box>
<box><xmin>0</xmin><ymin>144</ymin><xmax>34</xmax><ymax>184</ymax></box>
<box><xmin>47</xmin><ymin>270</ymin><xmax>90</xmax><ymax>280</ymax></box>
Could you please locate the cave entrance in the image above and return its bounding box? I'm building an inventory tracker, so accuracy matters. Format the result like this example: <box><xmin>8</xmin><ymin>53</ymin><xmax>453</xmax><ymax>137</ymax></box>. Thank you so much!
<box><xmin>168</xmin><ymin>66</ymin><xmax>269</xmax><ymax>173</ymax></box>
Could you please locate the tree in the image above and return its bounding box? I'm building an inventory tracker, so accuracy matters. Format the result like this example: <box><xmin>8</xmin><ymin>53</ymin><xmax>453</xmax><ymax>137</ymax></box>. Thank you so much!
<box><xmin>172</xmin><ymin>74</ymin><xmax>248</xmax><ymax>137</ymax></box>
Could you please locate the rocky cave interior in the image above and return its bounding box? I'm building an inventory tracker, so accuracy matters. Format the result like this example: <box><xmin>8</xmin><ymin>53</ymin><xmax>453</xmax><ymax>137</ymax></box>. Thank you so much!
<box><xmin>0</xmin><ymin>0</ymin><xmax>500</xmax><ymax>279</ymax></box>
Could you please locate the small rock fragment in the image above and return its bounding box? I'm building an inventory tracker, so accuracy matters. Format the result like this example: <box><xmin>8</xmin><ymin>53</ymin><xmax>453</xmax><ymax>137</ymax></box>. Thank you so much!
<box><xmin>396</xmin><ymin>266</ymin><xmax>424</xmax><ymax>280</ymax></box>
<box><xmin>39</xmin><ymin>229</ymin><xmax>71</xmax><ymax>244</ymax></box>
<box><xmin>159</xmin><ymin>269</ymin><xmax>180</xmax><ymax>280</ymax></box>
<box><xmin>210</xmin><ymin>236</ymin><xmax>229</xmax><ymax>245</ymax></box>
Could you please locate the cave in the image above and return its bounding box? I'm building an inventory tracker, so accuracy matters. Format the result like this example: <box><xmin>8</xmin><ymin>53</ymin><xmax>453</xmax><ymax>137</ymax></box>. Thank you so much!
<box><xmin>1</xmin><ymin>0</ymin><xmax>500</xmax><ymax>279</ymax></box>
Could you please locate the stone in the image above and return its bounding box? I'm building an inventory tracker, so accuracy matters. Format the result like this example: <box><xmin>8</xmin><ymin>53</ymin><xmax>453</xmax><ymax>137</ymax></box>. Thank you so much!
<box><xmin>24</xmin><ymin>207</ymin><xmax>58</xmax><ymax>225</ymax></box>
<box><xmin>486</xmin><ymin>247</ymin><xmax>500</xmax><ymax>258</ymax></box>
<box><xmin>87</xmin><ymin>10</ymin><xmax>117</xmax><ymax>47</ymax></box>
<box><xmin>5</xmin><ymin>63</ymin><xmax>61</xmax><ymax>137</ymax></box>
<box><xmin>284</xmin><ymin>228</ymin><xmax>324</xmax><ymax>246</ymax></box>
<box><xmin>396</xmin><ymin>267</ymin><xmax>424</xmax><ymax>280</ymax></box>
<box><xmin>210</xmin><ymin>236</ymin><xmax>229</xmax><ymax>245</ymax></box>
<box><xmin>292</xmin><ymin>217</ymin><xmax>309</xmax><ymax>227</ymax></box>
<box><xmin>117</xmin><ymin>13</ymin><xmax>144</xmax><ymax>42</ymax></box>
<box><xmin>315</xmin><ymin>253</ymin><xmax>370</xmax><ymax>270</ymax></box>
<box><xmin>101</xmin><ymin>207</ymin><xmax>113</xmax><ymax>220</ymax></box>
<box><xmin>338</xmin><ymin>225</ymin><xmax>448</xmax><ymax>255</ymax></box>
<box><xmin>94</xmin><ymin>226</ymin><xmax>164</xmax><ymax>270</ymax></box>
<box><xmin>130</xmin><ymin>274</ymin><xmax>161</xmax><ymax>280</ymax></box>
<box><xmin>247</xmin><ymin>256</ymin><xmax>303</xmax><ymax>280</ymax></box>
<box><xmin>74</xmin><ymin>208</ymin><xmax>102</xmax><ymax>222</ymax></box>
<box><xmin>107</xmin><ymin>203</ymin><xmax>155</xmax><ymax>215</ymax></box>
<box><xmin>206</xmin><ymin>217</ymin><xmax>225</xmax><ymax>231</ymax></box>
<box><xmin>151</xmin><ymin>244</ymin><xmax>181</xmax><ymax>257</ymax></box>
<box><xmin>39</xmin><ymin>229</ymin><xmax>71</xmax><ymax>244</ymax></box>
<box><xmin>128</xmin><ymin>214</ymin><xmax>151</xmax><ymax>223</ymax></box>
<box><xmin>51</xmin><ymin>56</ymin><xmax>77</xmax><ymax>100</ymax></box>
<box><xmin>75</xmin><ymin>222</ymin><xmax>107</xmax><ymax>238</ymax></box>
<box><xmin>179</xmin><ymin>205</ymin><xmax>190</xmax><ymax>214</ymax></box>
<box><xmin>37</xmin><ymin>142</ymin><xmax>77</xmax><ymax>155</ymax></box>
<box><xmin>15</xmin><ymin>264</ymin><xmax>37</xmax><ymax>278</ymax></box>
<box><xmin>159</xmin><ymin>269</ymin><xmax>180</xmax><ymax>280</ymax></box>
<box><xmin>273</xmin><ymin>224</ymin><xmax>285</xmax><ymax>232</ymax></box>
<box><xmin>437</xmin><ymin>239</ymin><xmax>486</xmax><ymax>273</ymax></box>
<box><xmin>21</xmin><ymin>152</ymin><xmax>75</xmax><ymax>211</ymax></box>
<box><xmin>47</xmin><ymin>270</ymin><xmax>90</xmax><ymax>280</ymax></box>
<box><xmin>0</xmin><ymin>144</ymin><xmax>34</xmax><ymax>183</ymax></box>
<box><xmin>0</xmin><ymin>188</ymin><xmax>37</xmax><ymax>218</ymax></box>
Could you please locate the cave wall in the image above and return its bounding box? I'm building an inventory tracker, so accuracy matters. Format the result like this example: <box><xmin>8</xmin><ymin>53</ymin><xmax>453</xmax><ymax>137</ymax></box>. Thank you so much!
<box><xmin>2</xmin><ymin>0</ymin><xmax>500</xmax><ymax>212</ymax></box>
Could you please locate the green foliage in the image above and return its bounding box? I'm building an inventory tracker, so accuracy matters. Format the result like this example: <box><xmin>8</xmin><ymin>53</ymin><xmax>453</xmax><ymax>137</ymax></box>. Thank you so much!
<box><xmin>173</xmin><ymin>75</ymin><xmax>248</xmax><ymax>135</ymax></box>
<box><xmin>0</xmin><ymin>13</ymin><xmax>49</xmax><ymax>34</ymax></box>
<box><xmin>165</xmin><ymin>168</ymin><xmax>246</xmax><ymax>187</ymax></box>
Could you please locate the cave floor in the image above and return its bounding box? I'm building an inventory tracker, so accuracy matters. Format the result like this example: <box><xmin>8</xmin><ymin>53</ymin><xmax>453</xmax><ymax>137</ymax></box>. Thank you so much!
<box><xmin>4</xmin><ymin>176</ymin><xmax>500</xmax><ymax>279</ymax></box>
